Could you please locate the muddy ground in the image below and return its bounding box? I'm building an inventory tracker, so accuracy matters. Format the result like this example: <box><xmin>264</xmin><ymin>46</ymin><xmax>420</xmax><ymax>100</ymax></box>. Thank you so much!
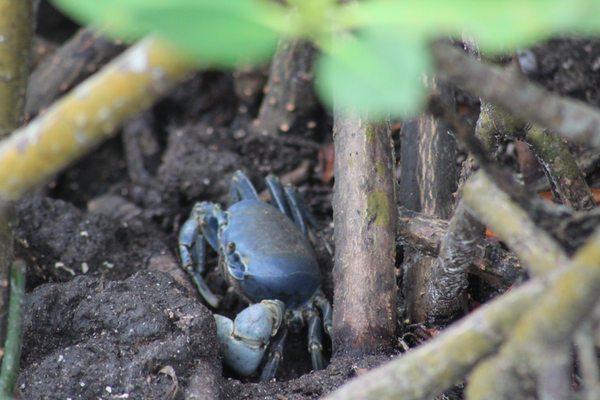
<box><xmin>12</xmin><ymin>5</ymin><xmax>600</xmax><ymax>400</ymax></box>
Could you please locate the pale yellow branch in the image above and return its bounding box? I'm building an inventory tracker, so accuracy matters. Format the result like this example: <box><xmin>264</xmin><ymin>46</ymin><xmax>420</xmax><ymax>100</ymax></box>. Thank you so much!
<box><xmin>463</xmin><ymin>171</ymin><xmax>568</xmax><ymax>276</ymax></box>
<box><xmin>467</xmin><ymin>229</ymin><xmax>600</xmax><ymax>399</ymax></box>
<box><xmin>0</xmin><ymin>36</ymin><xmax>193</xmax><ymax>202</ymax></box>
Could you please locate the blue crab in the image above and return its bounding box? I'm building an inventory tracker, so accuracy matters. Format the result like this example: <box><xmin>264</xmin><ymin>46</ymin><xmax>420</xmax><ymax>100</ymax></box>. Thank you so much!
<box><xmin>178</xmin><ymin>171</ymin><xmax>332</xmax><ymax>380</ymax></box>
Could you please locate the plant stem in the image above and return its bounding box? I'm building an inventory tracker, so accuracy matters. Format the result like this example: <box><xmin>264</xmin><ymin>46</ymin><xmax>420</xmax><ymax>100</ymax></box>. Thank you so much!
<box><xmin>0</xmin><ymin>1</ymin><xmax>33</xmax><ymax>137</ymax></box>
<box><xmin>0</xmin><ymin>0</ymin><xmax>32</xmax><ymax>359</ymax></box>
<box><xmin>0</xmin><ymin>260</ymin><xmax>25</xmax><ymax>398</ymax></box>
<box><xmin>525</xmin><ymin>124</ymin><xmax>596</xmax><ymax>211</ymax></box>
<box><xmin>332</xmin><ymin>109</ymin><xmax>397</xmax><ymax>355</ymax></box>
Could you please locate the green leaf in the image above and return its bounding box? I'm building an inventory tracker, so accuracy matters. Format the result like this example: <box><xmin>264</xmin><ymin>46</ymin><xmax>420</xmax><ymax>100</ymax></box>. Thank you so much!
<box><xmin>316</xmin><ymin>30</ymin><xmax>430</xmax><ymax>118</ymax></box>
<box><xmin>53</xmin><ymin>0</ymin><xmax>285</xmax><ymax>67</ymax></box>
<box><xmin>343</xmin><ymin>0</ymin><xmax>600</xmax><ymax>52</ymax></box>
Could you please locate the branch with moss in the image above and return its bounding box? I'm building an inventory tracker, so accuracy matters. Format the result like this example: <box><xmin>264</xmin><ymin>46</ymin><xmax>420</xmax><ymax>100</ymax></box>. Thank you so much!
<box><xmin>324</xmin><ymin>168</ymin><xmax>568</xmax><ymax>400</ymax></box>
<box><xmin>332</xmin><ymin>109</ymin><xmax>397</xmax><ymax>355</ymax></box>
<box><xmin>524</xmin><ymin>124</ymin><xmax>596</xmax><ymax>211</ymax></box>
<box><xmin>0</xmin><ymin>36</ymin><xmax>193</xmax><ymax>204</ymax></box>
<box><xmin>432</xmin><ymin>42</ymin><xmax>600</xmax><ymax>148</ymax></box>
<box><xmin>472</xmin><ymin>98</ymin><xmax>595</xmax><ymax>211</ymax></box>
<box><xmin>466</xmin><ymin>229</ymin><xmax>600</xmax><ymax>400</ymax></box>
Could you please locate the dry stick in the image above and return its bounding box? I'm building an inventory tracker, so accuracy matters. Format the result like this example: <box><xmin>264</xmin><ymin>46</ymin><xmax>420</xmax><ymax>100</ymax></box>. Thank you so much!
<box><xmin>398</xmin><ymin>78</ymin><xmax>459</xmax><ymax>324</ymax></box>
<box><xmin>397</xmin><ymin>207</ymin><xmax>448</xmax><ymax>257</ymax></box>
<box><xmin>0</xmin><ymin>36</ymin><xmax>192</xmax><ymax>203</ymax></box>
<box><xmin>432</xmin><ymin>42</ymin><xmax>600</xmax><ymax>148</ymax></box>
<box><xmin>466</xmin><ymin>229</ymin><xmax>600</xmax><ymax>400</ymax></box>
<box><xmin>0</xmin><ymin>0</ymin><xmax>32</xmax><ymax>364</ymax></box>
<box><xmin>332</xmin><ymin>110</ymin><xmax>397</xmax><ymax>355</ymax></box>
<box><xmin>397</xmin><ymin>207</ymin><xmax>523</xmax><ymax>290</ymax></box>
<box><xmin>254</xmin><ymin>39</ymin><xmax>317</xmax><ymax>136</ymax></box>
<box><xmin>25</xmin><ymin>27</ymin><xmax>126</xmax><ymax>119</ymax></box>
<box><xmin>0</xmin><ymin>260</ymin><xmax>25</xmax><ymax>398</ymax></box>
<box><xmin>424</xmin><ymin>202</ymin><xmax>484</xmax><ymax>324</ymax></box>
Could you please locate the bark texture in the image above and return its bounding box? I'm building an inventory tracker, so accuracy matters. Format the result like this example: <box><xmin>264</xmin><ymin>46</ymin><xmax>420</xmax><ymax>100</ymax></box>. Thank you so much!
<box><xmin>254</xmin><ymin>39</ymin><xmax>317</xmax><ymax>136</ymax></box>
<box><xmin>398</xmin><ymin>79</ymin><xmax>459</xmax><ymax>324</ymax></box>
<box><xmin>25</xmin><ymin>27</ymin><xmax>125</xmax><ymax>118</ymax></box>
<box><xmin>397</xmin><ymin>206</ymin><xmax>523</xmax><ymax>290</ymax></box>
<box><xmin>332</xmin><ymin>111</ymin><xmax>397</xmax><ymax>356</ymax></box>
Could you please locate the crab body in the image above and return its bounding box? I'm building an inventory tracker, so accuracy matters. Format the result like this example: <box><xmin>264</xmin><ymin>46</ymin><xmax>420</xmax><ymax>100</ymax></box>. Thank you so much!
<box><xmin>221</xmin><ymin>200</ymin><xmax>321</xmax><ymax>308</ymax></box>
<box><xmin>178</xmin><ymin>171</ymin><xmax>332</xmax><ymax>381</ymax></box>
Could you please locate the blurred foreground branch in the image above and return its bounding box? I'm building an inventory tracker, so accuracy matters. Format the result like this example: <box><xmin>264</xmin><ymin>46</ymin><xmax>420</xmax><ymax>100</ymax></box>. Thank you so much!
<box><xmin>0</xmin><ymin>36</ymin><xmax>192</xmax><ymax>203</ymax></box>
<box><xmin>467</xmin><ymin>229</ymin><xmax>600</xmax><ymax>399</ymax></box>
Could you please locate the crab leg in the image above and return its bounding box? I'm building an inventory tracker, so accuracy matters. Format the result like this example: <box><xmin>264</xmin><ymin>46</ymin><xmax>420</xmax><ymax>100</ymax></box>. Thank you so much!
<box><xmin>315</xmin><ymin>293</ymin><xmax>333</xmax><ymax>338</ymax></box>
<box><xmin>259</xmin><ymin>326</ymin><xmax>288</xmax><ymax>382</ymax></box>
<box><xmin>178</xmin><ymin>217</ymin><xmax>220</xmax><ymax>308</ymax></box>
<box><xmin>307</xmin><ymin>308</ymin><xmax>325</xmax><ymax>371</ymax></box>
<box><xmin>229</xmin><ymin>170</ymin><xmax>259</xmax><ymax>203</ymax></box>
<box><xmin>282</xmin><ymin>185</ymin><xmax>308</xmax><ymax>235</ymax></box>
<box><xmin>265</xmin><ymin>174</ymin><xmax>293</xmax><ymax>219</ymax></box>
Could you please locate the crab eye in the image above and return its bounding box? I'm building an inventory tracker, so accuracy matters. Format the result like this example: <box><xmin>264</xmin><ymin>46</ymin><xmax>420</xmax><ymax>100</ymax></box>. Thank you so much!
<box><xmin>226</xmin><ymin>242</ymin><xmax>236</xmax><ymax>253</ymax></box>
<box><xmin>227</xmin><ymin>252</ymin><xmax>245</xmax><ymax>280</ymax></box>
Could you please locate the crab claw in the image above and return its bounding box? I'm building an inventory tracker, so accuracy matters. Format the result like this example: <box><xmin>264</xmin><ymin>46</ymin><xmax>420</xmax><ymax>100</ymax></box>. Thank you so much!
<box><xmin>214</xmin><ymin>300</ymin><xmax>284</xmax><ymax>376</ymax></box>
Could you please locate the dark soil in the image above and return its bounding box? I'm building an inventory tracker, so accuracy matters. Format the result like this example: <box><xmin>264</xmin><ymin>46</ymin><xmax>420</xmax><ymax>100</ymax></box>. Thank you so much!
<box><xmin>13</xmin><ymin>4</ymin><xmax>600</xmax><ymax>399</ymax></box>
